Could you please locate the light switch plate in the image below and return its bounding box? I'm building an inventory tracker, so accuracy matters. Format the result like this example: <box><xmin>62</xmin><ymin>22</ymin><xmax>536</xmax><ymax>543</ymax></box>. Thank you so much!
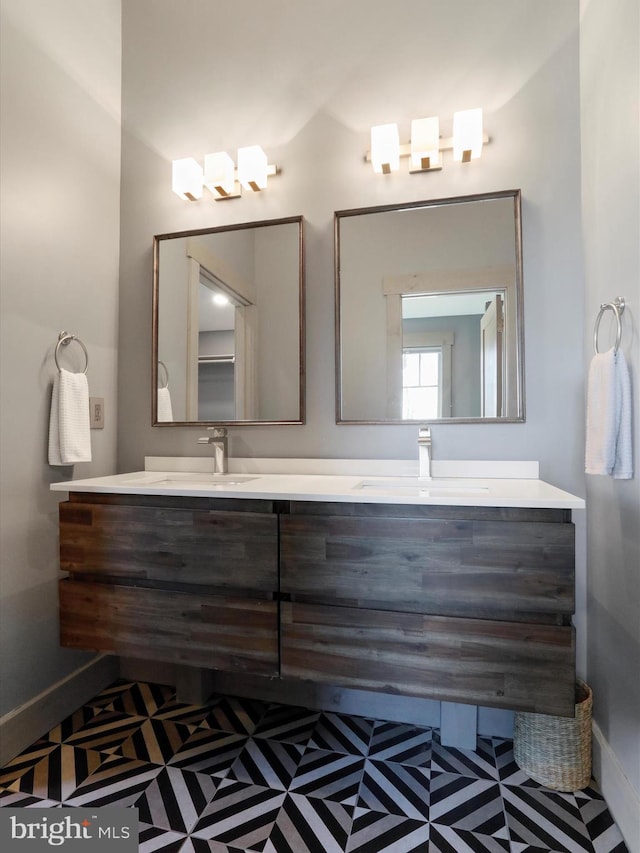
<box><xmin>89</xmin><ymin>397</ymin><xmax>105</xmax><ymax>429</ymax></box>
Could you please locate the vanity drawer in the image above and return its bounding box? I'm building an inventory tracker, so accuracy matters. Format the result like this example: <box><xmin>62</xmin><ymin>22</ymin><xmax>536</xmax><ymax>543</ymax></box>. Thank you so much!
<box><xmin>60</xmin><ymin>579</ymin><xmax>279</xmax><ymax>676</ymax></box>
<box><xmin>280</xmin><ymin>602</ymin><xmax>576</xmax><ymax>716</ymax></box>
<box><xmin>280</xmin><ymin>513</ymin><xmax>575</xmax><ymax>622</ymax></box>
<box><xmin>59</xmin><ymin>501</ymin><xmax>277</xmax><ymax>595</ymax></box>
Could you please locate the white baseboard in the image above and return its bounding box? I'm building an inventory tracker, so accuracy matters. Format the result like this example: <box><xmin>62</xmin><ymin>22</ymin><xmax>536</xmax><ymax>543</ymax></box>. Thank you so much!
<box><xmin>0</xmin><ymin>654</ymin><xmax>119</xmax><ymax>767</ymax></box>
<box><xmin>592</xmin><ymin>720</ymin><xmax>640</xmax><ymax>853</ymax></box>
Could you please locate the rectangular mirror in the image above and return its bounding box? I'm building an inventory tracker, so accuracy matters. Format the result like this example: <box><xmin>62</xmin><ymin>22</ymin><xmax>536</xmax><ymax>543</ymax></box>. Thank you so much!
<box><xmin>153</xmin><ymin>216</ymin><xmax>304</xmax><ymax>425</ymax></box>
<box><xmin>335</xmin><ymin>190</ymin><xmax>524</xmax><ymax>423</ymax></box>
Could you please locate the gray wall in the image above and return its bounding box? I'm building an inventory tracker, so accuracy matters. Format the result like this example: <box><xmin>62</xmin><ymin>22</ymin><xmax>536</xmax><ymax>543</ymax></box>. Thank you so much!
<box><xmin>580</xmin><ymin>0</ymin><xmax>640</xmax><ymax>843</ymax></box>
<box><xmin>0</xmin><ymin>0</ymin><xmax>122</xmax><ymax>716</ymax></box>
<box><xmin>118</xmin><ymin>0</ymin><xmax>587</xmax><ymax>679</ymax></box>
<box><xmin>118</xmin><ymin>0</ymin><xmax>584</xmax><ymax>496</ymax></box>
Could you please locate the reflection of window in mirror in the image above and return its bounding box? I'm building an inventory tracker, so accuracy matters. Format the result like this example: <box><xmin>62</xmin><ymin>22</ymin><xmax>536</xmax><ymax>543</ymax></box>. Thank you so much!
<box><xmin>402</xmin><ymin>349</ymin><xmax>442</xmax><ymax>419</ymax></box>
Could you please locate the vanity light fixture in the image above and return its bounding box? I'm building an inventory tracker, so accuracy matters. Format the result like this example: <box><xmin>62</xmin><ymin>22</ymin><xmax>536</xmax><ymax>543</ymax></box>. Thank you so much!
<box><xmin>410</xmin><ymin>117</ymin><xmax>441</xmax><ymax>171</ymax></box>
<box><xmin>171</xmin><ymin>157</ymin><xmax>204</xmax><ymax>200</ymax></box>
<box><xmin>371</xmin><ymin>123</ymin><xmax>400</xmax><ymax>174</ymax></box>
<box><xmin>453</xmin><ymin>108</ymin><xmax>483</xmax><ymax>162</ymax></box>
<box><xmin>173</xmin><ymin>146</ymin><xmax>278</xmax><ymax>201</ymax></box>
<box><xmin>204</xmin><ymin>151</ymin><xmax>239</xmax><ymax>199</ymax></box>
<box><xmin>367</xmin><ymin>109</ymin><xmax>488</xmax><ymax>174</ymax></box>
<box><xmin>237</xmin><ymin>145</ymin><xmax>269</xmax><ymax>191</ymax></box>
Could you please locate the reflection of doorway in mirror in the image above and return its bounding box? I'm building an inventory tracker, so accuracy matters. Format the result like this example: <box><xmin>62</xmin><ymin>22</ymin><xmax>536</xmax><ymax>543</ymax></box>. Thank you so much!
<box><xmin>400</xmin><ymin>290</ymin><xmax>506</xmax><ymax>419</ymax></box>
<box><xmin>186</xmin><ymin>256</ymin><xmax>256</xmax><ymax>422</ymax></box>
<box><xmin>480</xmin><ymin>294</ymin><xmax>504</xmax><ymax>417</ymax></box>
<box><xmin>198</xmin><ymin>281</ymin><xmax>236</xmax><ymax>421</ymax></box>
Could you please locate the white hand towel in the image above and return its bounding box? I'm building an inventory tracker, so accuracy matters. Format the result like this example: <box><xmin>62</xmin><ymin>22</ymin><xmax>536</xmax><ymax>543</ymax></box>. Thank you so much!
<box><xmin>585</xmin><ymin>347</ymin><xmax>633</xmax><ymax>478</ymax></box>
<box><xmin>157</xmin><ymin>386</ymin><xmax>174</xmax><ymax>421</ymax></box>
<box><xmin>612</xmin><ymin>348</ymin><xmax>632</xmax><ymax>479</ymax></box>
<box><xmin>48</xmin><ymin>369</ymin><xmax>92</xmax><ymax>465</ymax></box>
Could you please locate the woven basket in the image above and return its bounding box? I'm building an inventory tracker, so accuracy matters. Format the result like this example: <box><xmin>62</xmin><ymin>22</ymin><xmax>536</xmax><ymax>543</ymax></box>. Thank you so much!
<box><xmin>513</xmin><ymin>680</ymin><xmax>592</xmax><ymax>791</ymax></box>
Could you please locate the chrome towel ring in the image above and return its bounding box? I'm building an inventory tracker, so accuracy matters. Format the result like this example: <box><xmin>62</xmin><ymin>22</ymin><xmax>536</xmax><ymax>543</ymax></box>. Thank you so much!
<box><xmin>54</xmin><ymin>331</ymin><xmax>89</xmax><ymax>374</ymax></box>
<box><xmin>593</xmin><ymin>297</ymin><xmax>625</xmax><ymax>355</ymax></box>
<box><xmin>158</xmin><ymin>359</ymin><xmax>169</xmax><ymax>389</ymax></box>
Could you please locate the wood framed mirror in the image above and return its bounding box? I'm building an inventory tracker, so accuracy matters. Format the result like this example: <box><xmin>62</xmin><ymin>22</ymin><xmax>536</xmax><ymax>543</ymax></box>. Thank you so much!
<box><xmin>335</xmin><ymin>190</ymin><xmax>524</xmax><ymax>423</ymax></box>
<box><xmin>153</xmin><ymin>216</ymin><xmax>305</xmax><ymax>425</ymax></box>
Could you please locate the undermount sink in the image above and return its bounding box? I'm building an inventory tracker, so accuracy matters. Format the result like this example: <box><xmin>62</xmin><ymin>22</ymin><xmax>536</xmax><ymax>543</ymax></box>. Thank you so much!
<box><xmin>355</xmin><ymin>477</ymin><xmax>489</xmax><ymax>496</ymax></box>
<box><xmin>120</xmin><ymin>472</ymin><xmax>259</xmax><ymax>488</ymax></box>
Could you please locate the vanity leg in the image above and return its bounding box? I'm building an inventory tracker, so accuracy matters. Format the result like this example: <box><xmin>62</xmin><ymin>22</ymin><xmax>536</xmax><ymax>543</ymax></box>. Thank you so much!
<box><xmin>440</xmin><ymin>702</ymin><xmax>478</xmax><ymax>751</ymax></box>
<box><xmin>175</xmin><ymin>666</ymin><xmax>215</xmax><ymax>706</ymax></box>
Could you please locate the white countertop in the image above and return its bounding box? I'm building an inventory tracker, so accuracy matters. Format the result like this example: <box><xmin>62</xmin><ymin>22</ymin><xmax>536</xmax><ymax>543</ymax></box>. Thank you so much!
<box><xmin>50</xmin><ymin>458</ymin><xmax>585</xmax><ymax>509</ymax></box>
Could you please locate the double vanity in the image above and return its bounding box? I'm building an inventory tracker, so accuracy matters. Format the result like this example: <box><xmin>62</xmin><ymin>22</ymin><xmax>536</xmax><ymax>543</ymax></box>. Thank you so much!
<box><xmin>47</xmin><ymin>188</ymin><xmax>587</xmax><ymax>740</ymax></box>
<box><xmin>52</xmin><ymin>458</ymin><xmax>584</xmax><ymax>720</ymax></box>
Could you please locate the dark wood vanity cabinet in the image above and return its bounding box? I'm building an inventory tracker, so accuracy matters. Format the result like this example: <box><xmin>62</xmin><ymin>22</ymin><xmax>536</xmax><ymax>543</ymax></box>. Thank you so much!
<box><xmin>280</xmin><ymin>502</ymin><xmax>576</xmax><ymax>716</ymax></box>
<box><xmin>58</xmin><ymin>494</ymin><xmax>279</xmax><ymax>676</ymax></box>
<box><xmin>58</xmin><ymin>494</ymin><xmax>577</xmax><ymax>716</ymax></box>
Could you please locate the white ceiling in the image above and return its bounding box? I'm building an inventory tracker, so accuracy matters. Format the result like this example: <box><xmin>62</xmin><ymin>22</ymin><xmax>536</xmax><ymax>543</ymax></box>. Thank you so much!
<box><xmin>198</xmin><ymin>282</ymin><xmax>235</xmax><ymax>332</ymax></box>
<box><xmin>402</xmin><ymin>291</ymin><xmax>499</xmax><ymax>319</ymax></box>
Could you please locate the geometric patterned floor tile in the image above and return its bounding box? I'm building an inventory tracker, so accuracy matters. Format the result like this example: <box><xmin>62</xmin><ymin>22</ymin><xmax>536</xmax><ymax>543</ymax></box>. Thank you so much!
<box><xmin>0</xmin><ymin>680</ymin><xmax>629</xmax><ymax>853</ymax></box>
<box><xmin>0</xmin><ymin>789</ymin><xmax>62</xmax><ymax>808</ymax></box>
<box><xmin>368</xmin><ymin>721</ymin><xmax>433</xmax><ymax>767</ymax></box>
<box><xmin>181</xmin><ymin>840</ymin><xmax>250</xmax><ymax>853</ymax></box>
<box><xmin>501</xmin><ymin>784</ymin><xmax>595</xmax><ymax>851</ymax></box>
<box><xmin>153</xmin><ymin>701</ymin><xmax>214</xmax><ymax>728</ymax></box>
<box><xmin>0</xmin><ymin>740</ymin><xmax>58</xmax><ymax>788</ymax></box>
<box><xmin>345</xmin><ymin>807</ymin><xmax>430</xmax><ymax>852</ymax></box>
<box><xmin>575</xmin><ymin>787</ymin><xmax>629</xmax><ymax>852</ymax></box>
<box><xmin>138</xmin><ymin>821</ymin><xmax>188</xmax><ymax>852</ymax></box>
<box><xmin>428</xmin><ymin>823</ymin><xmax>509</xmax><ymax>852</ymax></box>
<box><xmin>63</xmin><ymin>754</ymin><xmax>163</xmax><ymax>807</ymax></box>
<box><xmin>202</xmin><ymin>697</ymin><xmax>268</xmax><ymax>736</ymax></box>
<box><xmin>48</xmin><ymin>705</ymin><xmax>101</xmax><ymax>743</ymax></box>
<box><xmin>430</xmin><ymin>773</ymin><xmax>506</xmax><ymax>837</ymax></box>
<box><xmin>168</xmin><ymin>729</ymin><xmax>248</xmax><ymax>777</ymax></box>
<box><xmin>357</xmin><ymin>759</ymin><xmax>430</xmax><ymax>820</ymax></box>
<box><xmin>87</xmin><ymin>680</ymin><xmax>175</xmax><ymax>716</ymax></box>
<box><xmin>593</xmin><ymin>836</ymin><xmax>629</xmax><ymax>853</ymax></box>
<box><xmin>54</xmin><ymin>709</ymin><xmax>147</xmax><ymax>753</ymax></box>
<box><xmin>134</xmin><ymin>766</ymin><xmax>218</xmax><ymax>834</ymax></box>
<box><xmin>191</xmin><ymin>779</ymin><xmax>285</xmax><ymax>849</ymax></box>
<box><xmin>493</xmin><ymin>738</ymin><xmax>543</xmax><ymax>788</ymax></box>
<box><xmin>290</xmin><ymin>749</ymin><xmax>365</xmax><ymax>805</ymax></box>
<box><xmin>308</xmin><ymin>713</ymin><xmax>374</xmax><ymax>756</ymax></box>
<box><xmin>508</xmin><ymin>845</ymin><xmax>556</xmax><ymax>853</ymax></box>
<box><xmin>253</xmin><ymin>704</ymin><xmax>320</xmax><ymax>745</ymax></box>
<box><xmin>431</xmin><ymin>735</ymin><xmax>499</xmax><ymax>780</ymax></box>
<box><xmin>262</xmin><ymin>792</ymin><xmax>353</xmax><ymax>853</ymax></box>
<box><xmin>227</xmin><ymin>738</ymin><xmax>305</xmax><ymax>791</ymax></box>
<box><xmin>117</xmin><ymin>718</ymin><xmax>197</xmax><ymax>765</ymax></box>
<box><xmin>3</xmin><ymin>744</ymin><xmax>105</xmax><ymax>802</ymax></box>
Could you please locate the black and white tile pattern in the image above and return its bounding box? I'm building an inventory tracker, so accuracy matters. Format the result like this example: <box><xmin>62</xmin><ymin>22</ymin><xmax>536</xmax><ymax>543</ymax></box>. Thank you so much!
<box><xmin>0</xmin><ymin>680</ymin><xmax>629</xmax><ymax>852</ymax></box>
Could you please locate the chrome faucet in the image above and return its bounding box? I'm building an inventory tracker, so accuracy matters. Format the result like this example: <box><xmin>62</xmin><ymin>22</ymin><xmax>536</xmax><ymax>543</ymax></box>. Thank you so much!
<box><xmin>418</xmin><ymin>427</ymin><xmax>432</xmax><ymax>480</ymax></box>
<box><xmin>198</xmin><ymin>426</ymin><xmax>228</xmax><ymax>474</ymax></box>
